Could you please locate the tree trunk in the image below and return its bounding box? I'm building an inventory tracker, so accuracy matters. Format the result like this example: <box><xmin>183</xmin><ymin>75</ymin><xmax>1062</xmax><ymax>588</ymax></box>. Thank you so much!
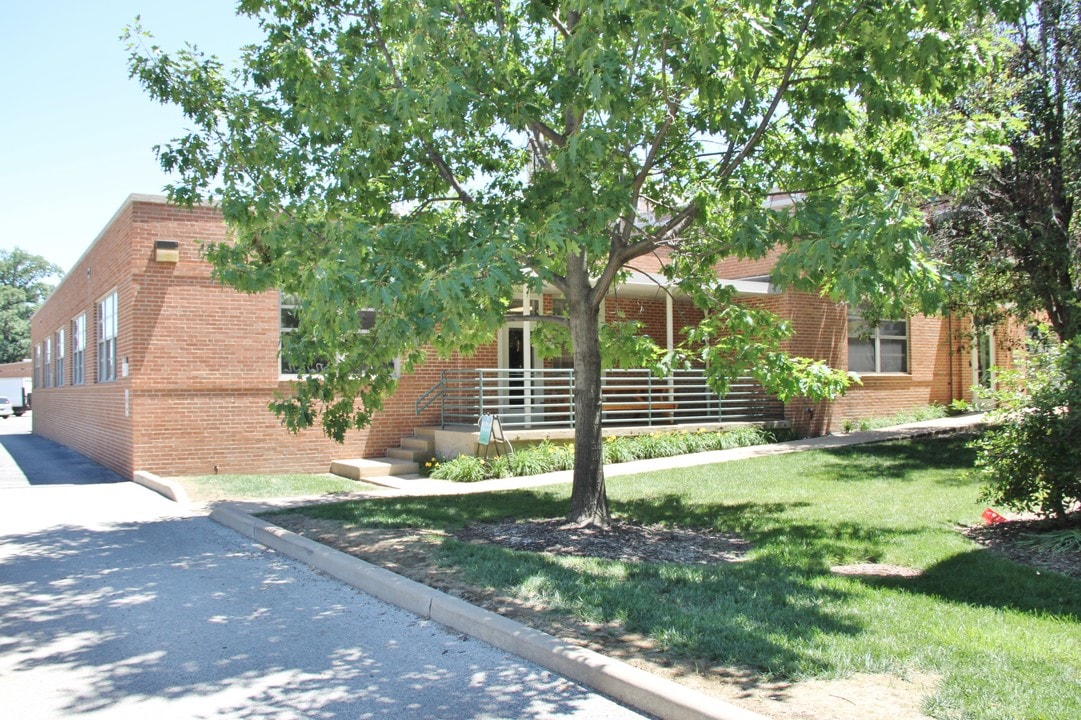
<box><xmin>565</xmin><ymin>266</ymin><xmax>611</xmax><ymax>529</ymax></box>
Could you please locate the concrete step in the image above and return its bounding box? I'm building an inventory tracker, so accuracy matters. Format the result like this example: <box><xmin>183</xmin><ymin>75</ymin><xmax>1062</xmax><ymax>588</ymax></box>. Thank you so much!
<box><xmin>387</xmin><ymin>447</ymin><xmax>425</xmax><ymax>461</ymax></box>
<box><xmin>330</xmin><ymin>457</ymin><xmax>420</xmax><ymax>481</ymax></box>
<box><xmin>400</xmin><ymin>435</ymin><xmax>435</xmax><ymax>452</ymax></box>
<box><xmin>413</xmin><ymin>426</ymin><xmax>438</xmax><ymax>439</ymax></box>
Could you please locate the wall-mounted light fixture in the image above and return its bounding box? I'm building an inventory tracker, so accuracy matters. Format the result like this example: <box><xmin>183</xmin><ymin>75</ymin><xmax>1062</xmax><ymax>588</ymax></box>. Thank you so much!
<box><xmin>155</xmin><ymin>240</ymin><xmax>180</xmax><ymax>263</ymax></box>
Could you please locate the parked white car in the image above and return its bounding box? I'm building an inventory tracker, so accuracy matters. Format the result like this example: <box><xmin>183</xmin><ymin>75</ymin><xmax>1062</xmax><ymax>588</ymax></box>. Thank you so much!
<box><xmin>0</xmin><ymin>397</ymin><xmax>12</xmax><ymax>418</ymax></box>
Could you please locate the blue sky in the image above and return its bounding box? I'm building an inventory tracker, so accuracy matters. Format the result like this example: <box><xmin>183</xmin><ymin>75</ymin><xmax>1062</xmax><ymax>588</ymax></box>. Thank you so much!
<box><xmin>0</xmin><ymin>1</ymin><xmax>261</xmax><ymax>274</ymax></box>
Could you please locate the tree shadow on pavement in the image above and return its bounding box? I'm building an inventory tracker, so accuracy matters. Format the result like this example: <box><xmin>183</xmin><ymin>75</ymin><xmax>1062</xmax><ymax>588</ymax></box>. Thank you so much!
<box><xmin>0</xmin><ymin>514</ymin><xmax>634</xmax><ymax>719</ymax></box>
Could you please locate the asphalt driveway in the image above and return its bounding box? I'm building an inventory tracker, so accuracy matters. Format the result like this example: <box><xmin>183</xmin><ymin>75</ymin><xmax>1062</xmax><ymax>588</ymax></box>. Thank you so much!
<box><xmin>0</xmin><ymin>414</ymin><xmax>125</xmax><ymax>487</ymax></box>
<box><xmin>0</xmin><ymin>422</ymin><xmax>645</xmax><ymax>719</ymax></box>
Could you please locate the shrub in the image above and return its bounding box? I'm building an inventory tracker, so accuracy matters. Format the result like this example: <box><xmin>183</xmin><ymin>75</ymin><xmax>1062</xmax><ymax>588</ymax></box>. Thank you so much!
<box><xmin>946</xmin><ymin>398</ymin><xmax>972</xmax><ymax>416</ymax></box>
<box><xmin>840</xmin><ymin>404</ymin><xmax>949</xmax><ymax>433</ymax></box>
<box><xmin>429</xmin><ymin>454</ymin><xmax>488</xmax><ymax>482</ymax></box>
<box><xmin>430</xmin><ymin>426</ymin><xmax>785</xmax><ymax>482</ymax></box>
<box><xmin>972</xmin><ymin>337</ymin><xmax>1081</xmax><ymax>520</ymax></box>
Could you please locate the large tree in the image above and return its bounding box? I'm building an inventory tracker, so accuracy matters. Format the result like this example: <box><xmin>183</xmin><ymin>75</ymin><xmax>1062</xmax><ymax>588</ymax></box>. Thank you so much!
<box><xmin>128</xmin><ymin>0</ymin><xmax>1014</xmax><ymax>527</ymax></box>
<box><xmin>932</xmin><ymin>0</ymin><xmax>1081</xmax><ymax>341</ymax></box>
<box><xmin>0</xmin><ymin>249</ymin><xmax>61</xmax><ymax>364</ymax></box>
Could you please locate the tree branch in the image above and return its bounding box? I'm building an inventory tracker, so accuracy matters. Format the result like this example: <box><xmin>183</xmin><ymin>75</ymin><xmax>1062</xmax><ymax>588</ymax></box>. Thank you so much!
<box><xmin>505</xmin><ymin>313</ymin><xmax>570</xmax><ymax>327</ymax></box>
<box><xmin>363</xmin><ymin>0</ymin><xmax>474</xmax><ymax>204</ymax></box>
<box><xmin>717</xmin><ymin>0</ymin><xmax>818</xmax><ymax>179</ymax></box>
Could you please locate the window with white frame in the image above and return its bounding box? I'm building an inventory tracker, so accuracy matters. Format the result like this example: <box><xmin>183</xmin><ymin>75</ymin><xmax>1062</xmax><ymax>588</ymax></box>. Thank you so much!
<box><xmin>43</xmin><ymin>338</ymin><xmax>52</xmax><ymax>388</ymax></box>
<box><xmin>72</xmin><ymin>314</ymin><xmax>86</xmax><ymax>385</ymax></box>
<box><xmin>279</xmin><ymin>293</ymin><xmax>393</xmax><ymax>376</ymax></box>
<box><xmin>847</xmin><ymin>310</ymin><xmax>908</xmax><ymax>373</ymax></box>
<box><xmin>98</xmin><ymin>291</ymin><xmax>118</xmax><ymax>382</ymax></box>
<box><xmin>55</xmin><ymin>328</ymin><xmax>65</xmax><ymax>387</ymax></box>
<box><xmin>280</xmin><ymin>294</ymin><xmax>313</xmax><ymax>375</ymax></box>
<box><xmin>34</xmin><ymin>344</ymin><xmax>41</xmax><ymax>388</ymax></box>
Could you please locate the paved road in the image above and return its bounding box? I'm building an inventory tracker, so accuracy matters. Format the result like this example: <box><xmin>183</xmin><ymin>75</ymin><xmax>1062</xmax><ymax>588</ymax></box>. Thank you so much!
<box><xmin>0</xmin><ymin>421</ymin><xmax>646</xmax><ymax>719</ymax></box>
<box><xmin>0</xmin><ymin>414</ymin><xmax>125</xmax><ymax>487</ymax></box>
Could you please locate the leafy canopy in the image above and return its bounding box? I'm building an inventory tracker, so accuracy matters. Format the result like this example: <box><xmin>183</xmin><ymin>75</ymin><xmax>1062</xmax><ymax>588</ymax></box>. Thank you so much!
<box><xmin>0</xmin><ymin>249</ymin><xmax>61</xmax><ymax>365</ymax></box>
<box><xmin>127</xmin><ymin>0</ymin><xmax>1019</xmax><ymax>441</ymax></box>
<box><xmin>932</xmin><ymin>0</ymin><xmax>1081</xmax><ymax>341</ymax></box>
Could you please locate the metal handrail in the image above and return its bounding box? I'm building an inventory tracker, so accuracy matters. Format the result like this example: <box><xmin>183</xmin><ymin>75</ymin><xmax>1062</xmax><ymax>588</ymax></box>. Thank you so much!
<box><xmin>416</xmin><ymin>368</ymin><xmax>784</xmax><ymax>429</ymax></box>
<box><xmin>414</xmin><ymin>376</ymin><xmax>444</xmax><ymax>416</ymax></box>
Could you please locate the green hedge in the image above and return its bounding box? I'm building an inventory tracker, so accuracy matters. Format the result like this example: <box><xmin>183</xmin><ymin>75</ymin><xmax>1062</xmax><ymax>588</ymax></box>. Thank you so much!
<box><xmin>426</xmin><ymin>426</ymin><xmax>788</xmax><ymax>482</ymax></box>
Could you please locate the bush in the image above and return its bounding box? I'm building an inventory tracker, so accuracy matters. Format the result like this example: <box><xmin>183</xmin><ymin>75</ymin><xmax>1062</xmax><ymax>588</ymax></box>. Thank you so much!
<box><xmin>429</xmin><ymin>454</ymin><xmax>488</xmax><ymax>482</ymax></box>
<box><xmin>841</xmin><ymin>403</ymin><xmax>949</xmax><ymax>432</ymax></box>
<box><xmin>430</xmin><ymin>426</ymin><xmax>783</xmax><ymax>482</ymax></box>
<box><xmin>972</xmin><ymin>338</ymin><xmax>1081</xmax><ymax>520</ymax></box>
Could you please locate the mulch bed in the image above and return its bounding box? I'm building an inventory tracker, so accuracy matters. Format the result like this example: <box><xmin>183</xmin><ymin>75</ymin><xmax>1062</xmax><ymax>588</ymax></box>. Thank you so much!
<box><xmin>963</xmin><ymin>517</ymin><xmax>1081</xmax><ymax>578</ymax></box>
<box><xmin>454</xmin><ymin>518</ymin><xmax>751</xmax><ymax>565</ymax></box>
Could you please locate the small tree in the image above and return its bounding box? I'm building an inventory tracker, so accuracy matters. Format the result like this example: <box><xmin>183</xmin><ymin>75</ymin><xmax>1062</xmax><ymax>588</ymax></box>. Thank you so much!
<box><xmin>128</xmin><ymin>0</ymin><xmax>1016</xmax><ymax>528</ymax></box>
<box><xmin>973</xmin><ymin>334</ymin><xmax>1081</xmax><ymax>520</ymax></box>
<box><xmin>0</xmin><ymin>248</ymin><xmax>62</xmax><ymax>364</ymax></box>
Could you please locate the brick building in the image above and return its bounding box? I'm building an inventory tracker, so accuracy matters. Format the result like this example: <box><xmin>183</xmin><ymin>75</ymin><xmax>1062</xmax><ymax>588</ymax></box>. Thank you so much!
<box><xmin>0</xmin><ymin>360</ymin><xmax>33</xmax><ymax>379</ymax></box>
<box><xmin>31</xmin><ymin>194</ymin><xmax>1012</xmax><ymax>479</ymax></box>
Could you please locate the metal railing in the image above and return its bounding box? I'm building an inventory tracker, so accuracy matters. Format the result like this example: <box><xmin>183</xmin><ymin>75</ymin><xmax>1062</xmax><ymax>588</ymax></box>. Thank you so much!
<box><xmin>415</xmin><ymin>368</ymin><xmax>784</xmax><ymax>429</ymax></box>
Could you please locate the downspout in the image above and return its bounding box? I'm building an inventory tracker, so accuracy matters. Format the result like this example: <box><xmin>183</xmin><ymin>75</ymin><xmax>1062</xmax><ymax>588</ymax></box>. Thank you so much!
<box><xmin>948</xmin><ymin>312</ymin><xmax>955</xmax><ymax>402</ymax></box>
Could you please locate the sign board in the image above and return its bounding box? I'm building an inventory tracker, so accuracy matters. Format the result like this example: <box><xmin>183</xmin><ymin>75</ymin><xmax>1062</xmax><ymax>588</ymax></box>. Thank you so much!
<box><xmin>477</xmin><ymin>414</ymin><xmax>494</xmax><ymax>446</ymax></box>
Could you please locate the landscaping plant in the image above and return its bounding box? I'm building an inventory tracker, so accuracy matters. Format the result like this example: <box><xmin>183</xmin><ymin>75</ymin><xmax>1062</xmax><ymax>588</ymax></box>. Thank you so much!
<box><xmin>973</xmin><ymin>336</ymin><xmax>1081</xmax><ymax>520</ymax></box>
<box><xmin>428</xmin><ymin>426</ymin><xmax>779</xmax><ymax>482</ymax></box>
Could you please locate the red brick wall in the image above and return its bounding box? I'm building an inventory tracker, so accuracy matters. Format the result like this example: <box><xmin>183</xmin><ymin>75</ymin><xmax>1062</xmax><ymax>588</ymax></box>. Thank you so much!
<box><xmin>778</xmin><ymin>292</ymin><xmax>1022</xmax><ymax>434</ymax></box>
<box><xmin>0</xmin><ymin>361</ymin><xmax>32</xmax><ymax>379</ymax></box>
<box><xmin>30</xmin><ymin>196</ymin><xmax>501</xmax><ymax>477</ymax></box>
<box><xmin>31</xmin><ymin>199</ymin><xmax>137</xmax><ymax>473</ymax></box>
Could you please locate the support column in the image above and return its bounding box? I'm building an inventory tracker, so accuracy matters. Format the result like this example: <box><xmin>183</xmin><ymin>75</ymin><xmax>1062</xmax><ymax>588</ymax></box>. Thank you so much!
<box><xmin>522</xmin><ymin>286</ymin><xmax>533</xmax><ymax>427</ymax></box>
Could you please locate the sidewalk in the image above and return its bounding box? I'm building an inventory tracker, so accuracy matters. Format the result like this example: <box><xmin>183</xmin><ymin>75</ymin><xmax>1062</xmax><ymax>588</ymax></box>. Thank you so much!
<box><xmin>362</xmin><ymin>412</ymin><xmax>984</xmax><ymax>494</ymax></box>
<box><xmin>229</xmin><ymin>413</ymin><xmax>986</xmax><ymax>513</ymax></box>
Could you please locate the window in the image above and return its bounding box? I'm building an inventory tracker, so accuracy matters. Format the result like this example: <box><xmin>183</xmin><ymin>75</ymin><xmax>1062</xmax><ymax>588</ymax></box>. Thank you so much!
<box><xmin>98</xmin><ymin>291</ymin><xmax>118</xmax><ymax>382</ymax></box>
<box><xmin>54</xmin><ymin>328</ymin><xmax>65</xmax><ymax>387</ymax></box>
<box><xmin>848</xmin><ymin>310</ymin><xmax>908</xmax><ymax>373</ymax></box>
<box><xmin>280</xmin><ymin>294</ymin><xmax>307</xmax><ymax>375</ymax></box>
<box><xmin>279</xmin><ymin>293</ymin><xmax>389</xmax><ymax>376</ymax></box>
<box><xmin>279</xmin><ymin>293</ymin><xmax>333</xmax><ymax>375</ymax></box>
<box><xmin>43</xmin><ymin>338</ymin><xmax>52</xmax><ymax>388</ymax></box>
<box><xmin>34</xmin><ymin>344</ymin><xmax>41</xmax><ymax>389</ymax></box>
<box><xmin>72</xmin><ymin>314</ymin><xmax>86</xmax><ymax>385</ymax></box>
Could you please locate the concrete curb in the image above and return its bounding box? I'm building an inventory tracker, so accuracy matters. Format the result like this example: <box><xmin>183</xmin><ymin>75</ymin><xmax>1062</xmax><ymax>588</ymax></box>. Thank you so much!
<box><xmin>211</xmin><ymin>504</ymin><xmax>770</xmax><ymax>720</ymax></box>
<box><xmin>132</xmin><ymin>470</ymin><xmax>190</xmax><ymax>504</ymax></box>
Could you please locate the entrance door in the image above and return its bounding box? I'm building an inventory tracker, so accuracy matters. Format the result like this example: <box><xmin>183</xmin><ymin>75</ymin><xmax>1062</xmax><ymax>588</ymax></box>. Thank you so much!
<box><xmin>972</xmin><ymin>329</ymin><xmax>995</xmax><ymax>408</ymax></box>
<box><xmin>508</xmin><ymin>327</ymin><xmax>526</xmax><ymax>406</ymax></box>
<box><xmin>500</xmin><ymin>323</ymin><xmax>539</xmax><ymax>425</ymax></box>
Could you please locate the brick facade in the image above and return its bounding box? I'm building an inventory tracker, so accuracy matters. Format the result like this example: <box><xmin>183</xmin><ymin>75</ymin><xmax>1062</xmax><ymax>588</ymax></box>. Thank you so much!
<box><xmin>32</xmin><ymin>195</ymin><xmax>1019</xmax><ymax>478</ymax></box>
<box><xmin>0</xmin><ymin>361</ymin><xmax>32</xmax><ymax>379</ymax></box>
<box><xmin>30</xmin><ymin>196</ymin><xmax>489</xmax><ymax>478</ymax></box>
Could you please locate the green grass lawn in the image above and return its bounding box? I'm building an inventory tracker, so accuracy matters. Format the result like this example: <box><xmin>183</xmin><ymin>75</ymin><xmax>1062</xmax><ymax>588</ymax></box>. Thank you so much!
<box><xmin>176</xmin><ymin>472</ymin><xmax>374</xmax><ymax>501</ymax></box>
<box><xmin>280</xmin><ymin>436</ymin><xmax>1081</xmax><ymax>720</ymax></box>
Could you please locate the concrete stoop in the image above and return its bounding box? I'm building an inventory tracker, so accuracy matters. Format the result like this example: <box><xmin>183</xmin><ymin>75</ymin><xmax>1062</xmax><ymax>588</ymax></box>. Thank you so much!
<box><xmin>330</xmin><ymin>428</ymin><xmax>437</xmax><ymax>485</ymax></box>
<box><xmin>330</xmin><ymin>457</ymin><xmax>419</xmax><ymax>481</ymax></box>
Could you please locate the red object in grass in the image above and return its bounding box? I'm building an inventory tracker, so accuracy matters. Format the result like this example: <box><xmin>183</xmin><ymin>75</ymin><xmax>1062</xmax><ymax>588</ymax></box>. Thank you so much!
<box><xmin>982</xmin><ymin>508</ymin><xmax>1007</xmax><ymax>524</ymax></box>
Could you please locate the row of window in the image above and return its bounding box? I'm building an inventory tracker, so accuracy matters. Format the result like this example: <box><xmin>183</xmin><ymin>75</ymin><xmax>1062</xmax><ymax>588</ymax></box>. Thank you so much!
<box><xmin>35</xmin><ymin>291</ymin><xmax>117</xmax><ymax>389</ymax></box>
<box><xmin>34</xmin><ymin>293</ymin><xmax>908</xmax><ymax>387</ymax></box>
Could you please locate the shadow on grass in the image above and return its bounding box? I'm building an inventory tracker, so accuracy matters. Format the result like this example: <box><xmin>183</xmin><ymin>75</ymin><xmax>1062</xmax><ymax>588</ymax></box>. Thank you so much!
<box><xmin>284</xmin><ymin>488</ymin><xmax>573</xmax><ymax>528</ymax></box>
<box><xmin>815</xmin><ymin>435</ymin><xmax>979</xmax><ymax>485</ymax></box>
<box><xmin>288</xmin><ymin>491</ymin><xmax>900</xmax><ymax>676</ymax></box>
<box><xmin>860</xmin><ymin>549</ymin><xmax>1081</xmax><ymax>621</ymax></box>
<box><xmin>613</xmin><ymin>493</ymin><xmax>923</xmax><ymax>568</ymax></box>
<box><xmin>436</xmin><ymin>533</ymin><xmax>864</xmax><ymax>678</ymax></box>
